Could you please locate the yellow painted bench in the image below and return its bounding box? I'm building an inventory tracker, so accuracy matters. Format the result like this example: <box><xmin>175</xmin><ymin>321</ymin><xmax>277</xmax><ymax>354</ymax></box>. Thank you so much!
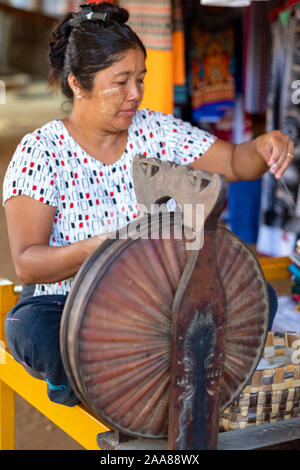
<box><xmin>0</xmin><ymin>281</ymin><xmax>112</xmax><ymax>450</ymax></box>
<box><xmin>0</xmin><ymin>256</ymin><xmax>291</xmax><ymax>450</ymax></box>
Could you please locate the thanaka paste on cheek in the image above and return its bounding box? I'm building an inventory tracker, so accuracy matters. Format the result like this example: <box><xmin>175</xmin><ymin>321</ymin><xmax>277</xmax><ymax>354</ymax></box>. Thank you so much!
<box><xmin>97</xmin><ymin>87</ymin><xmax>123</xmax><ymax>114</ymax></box>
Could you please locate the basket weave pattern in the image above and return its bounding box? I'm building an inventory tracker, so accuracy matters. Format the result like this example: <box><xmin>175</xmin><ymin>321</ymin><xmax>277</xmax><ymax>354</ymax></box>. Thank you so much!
<box><xmin>220</xmin><ymin>332</ymin><xmax>300</xmax><ymax>431</ymax></box>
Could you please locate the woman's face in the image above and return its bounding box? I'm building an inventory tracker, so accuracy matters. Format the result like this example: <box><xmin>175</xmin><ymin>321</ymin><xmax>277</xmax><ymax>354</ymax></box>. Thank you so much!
<box><xmin>81</xmin><ymin>47</ymin><xmax>146</xmax><ymax>132</ymax></box>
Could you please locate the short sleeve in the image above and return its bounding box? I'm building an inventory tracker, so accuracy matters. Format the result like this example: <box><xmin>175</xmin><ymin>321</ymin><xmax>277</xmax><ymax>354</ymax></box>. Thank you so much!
<box><xmin>158</xmin><ymin>112</ymin><xmax>217</xmax><ymax>165</ymax></box>
<box><xmin>2</xmin><ymin>133</ymin><xmax>59</xmax><ymax>207</ymax></box>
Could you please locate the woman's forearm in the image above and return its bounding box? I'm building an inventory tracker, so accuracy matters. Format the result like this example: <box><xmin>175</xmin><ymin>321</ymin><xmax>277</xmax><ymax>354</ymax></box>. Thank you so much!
<box><xmin>231</xmin><ymin>130</ymin><xmax>294</xmax><ymax>181</ymax></box>
<box><xmin>231</xmin><ymin>139</ymin><xmax>269</xmax><ymax>181</ymax></box>
<box><xmin>16</xmin><ymin>234</ymin><xmax>110</xmax><ymax>285</ymax></box>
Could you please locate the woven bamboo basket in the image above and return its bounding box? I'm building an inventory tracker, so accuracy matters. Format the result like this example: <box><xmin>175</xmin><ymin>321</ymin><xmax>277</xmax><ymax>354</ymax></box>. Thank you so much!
<box><xmin>220</xmin><ymin>331</ymin><xmax>300</xmax><ymax>431</ymax></box>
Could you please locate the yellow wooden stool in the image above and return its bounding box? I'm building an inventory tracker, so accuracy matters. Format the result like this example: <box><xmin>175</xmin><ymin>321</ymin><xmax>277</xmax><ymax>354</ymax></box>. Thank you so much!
<box><xmin>0</xmin><ymin>257</ymin><xmax>291</xmax><ymax>450</ymax></box>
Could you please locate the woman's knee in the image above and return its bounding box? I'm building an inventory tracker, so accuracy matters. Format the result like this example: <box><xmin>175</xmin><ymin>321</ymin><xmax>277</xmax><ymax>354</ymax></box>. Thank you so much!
<box><xmin>4</xmin><ymin>295</ymin><xmax>64</xmax><ymax>367</ymax></box>
<box><xmin>5</xmin><ymin>304</ymin><xmax>25</xmax><ymax>353</ymax></box>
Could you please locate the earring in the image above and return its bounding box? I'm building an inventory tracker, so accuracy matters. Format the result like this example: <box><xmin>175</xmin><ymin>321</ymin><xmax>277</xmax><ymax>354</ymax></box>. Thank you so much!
<box><xmin>75</xmin><ymin>89</ymin><xmax>83</xmax><ymax>99</ymax></box>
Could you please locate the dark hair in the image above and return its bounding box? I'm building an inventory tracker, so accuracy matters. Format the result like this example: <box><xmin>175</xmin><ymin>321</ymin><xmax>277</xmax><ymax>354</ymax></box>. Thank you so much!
<box><xmin>48</xmin><ymin>2</ymin><xmax>146</xmax><ymax>99</ymax></box>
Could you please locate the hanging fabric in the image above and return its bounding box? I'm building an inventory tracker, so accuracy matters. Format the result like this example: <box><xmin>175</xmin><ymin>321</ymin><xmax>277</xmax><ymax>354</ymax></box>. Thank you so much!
<box><xmin>118</xmin><ymin>0</ymin><xmax>185</xmax><ymax>114</ymax></box>
<box><xmin>257</xmin><ymin>3</ymin><xmax>300</xmax><ymax>256</ymax></box>
<box><xmin>188</xmin><ymin>5</ymin><xmax>238</xmax><ymax>123</ymax></box>
<box><xmin>227</xmin><ymin>12</ymin><xmax>263</xmax><ymax>244</ymax></box>
<box><xmin>243</xmin><ymin>0</ymin><xmax>282</xmax><ymax>115</ymax></box>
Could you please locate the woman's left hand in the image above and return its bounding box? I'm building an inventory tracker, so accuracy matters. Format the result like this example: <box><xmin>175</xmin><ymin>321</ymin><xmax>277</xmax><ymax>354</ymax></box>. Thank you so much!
<box><xmin>255</xmin><ymin>130</ymin><xmax>294</xmax><ymax>179</ymax></box>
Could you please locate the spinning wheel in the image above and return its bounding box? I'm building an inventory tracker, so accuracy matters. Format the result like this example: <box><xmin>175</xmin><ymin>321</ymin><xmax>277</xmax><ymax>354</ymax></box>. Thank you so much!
<box><xmin>60</xmin><ymin>156</ymin><xmax>269</xmax><ymax>450</ymax></box>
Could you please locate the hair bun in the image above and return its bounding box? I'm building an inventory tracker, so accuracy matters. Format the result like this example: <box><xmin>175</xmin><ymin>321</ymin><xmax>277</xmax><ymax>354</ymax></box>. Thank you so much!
<box><xmin>94</xmin><ymin>2</ymin><xmax>129</xmax><ymax>25</ymax></box>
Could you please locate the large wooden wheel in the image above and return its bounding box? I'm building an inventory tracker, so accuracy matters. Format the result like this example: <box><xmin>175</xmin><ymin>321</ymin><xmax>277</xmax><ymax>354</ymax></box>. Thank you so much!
<box><xmin>60</xmin><ymin>156</ymin><xmax>269</xmax><ymax>449</ymax></box>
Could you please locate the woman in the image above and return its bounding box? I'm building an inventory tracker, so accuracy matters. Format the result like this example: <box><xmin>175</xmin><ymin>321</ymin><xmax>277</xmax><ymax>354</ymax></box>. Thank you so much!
<box><xmin>3</xmin><ymin>2</ymin><xmax>294</xmax><ymax>406</ymax></box>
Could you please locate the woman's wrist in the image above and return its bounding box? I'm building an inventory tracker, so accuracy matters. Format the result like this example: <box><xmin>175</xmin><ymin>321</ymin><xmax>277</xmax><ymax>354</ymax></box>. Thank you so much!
<box><xmin>75</xmin><ymin>232</ymin><xmax>113</xmax><ymax>261</ymax></box>
<box><xmin>253</xmin><ymin>136</ymin><xmax>270</xmax><ymax>169</ymax></box>
<box><xmin>232</xmin><ymin>139</ymin><xmax>269</xmax><ymax>181</ymax></box>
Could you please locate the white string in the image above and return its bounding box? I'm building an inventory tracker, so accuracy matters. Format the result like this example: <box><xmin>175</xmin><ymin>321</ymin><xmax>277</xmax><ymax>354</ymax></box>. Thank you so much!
<box><xmin>270</xmin><ymin>163</ymin><xmax>296</xmax><ymax>210</ymax></box>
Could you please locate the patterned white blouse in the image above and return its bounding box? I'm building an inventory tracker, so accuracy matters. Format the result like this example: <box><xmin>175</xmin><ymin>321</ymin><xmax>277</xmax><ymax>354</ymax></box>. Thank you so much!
<box><xmin>3</xmin><ymin>108</ymin><xmax>217</xmax><ymax>296</ymax></box>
